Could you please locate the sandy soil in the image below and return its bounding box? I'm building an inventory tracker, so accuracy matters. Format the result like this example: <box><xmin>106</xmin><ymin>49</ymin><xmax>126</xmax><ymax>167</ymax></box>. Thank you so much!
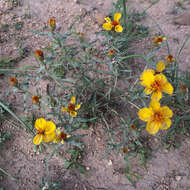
<box><xmin>0</xmin><ymin>0</ymin><xmax>190</xmax><ymax>189</ymax></box>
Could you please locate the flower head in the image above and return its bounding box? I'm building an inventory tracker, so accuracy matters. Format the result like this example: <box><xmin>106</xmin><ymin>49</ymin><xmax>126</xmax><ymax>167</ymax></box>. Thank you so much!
<box><xmin>48</xmin><ymin>18</ymin><xmax>56</xmax><ymax>32</ymax></box>
<box><xmin>153</xmin><ymin>35</ymin><xmax>166</xmax><ymax>46</ymax></box>
<box><xmin>102</xmin><ymin>13</ymin><xmax>123</xmax><ymax>32</ymax></box>
<box><xmin>61</xmin><ymin>96</ymin><xmax>81</xmax><ymax>117</ymax></box>
<box><xmin>140</xmin><ymin>69</ymin><xmax>173</xmax><ymax>101</ymax></box>
<box><xmin>165</xmin><ymin>55</ymin><xmax>174</xmax><ymax>65</ymax></box>
<box><xmin>53</xmin><ymin>129</ymin><xmax>71</xmax><ymax>144</ymax></box>
<box><xmin>108</xmin><ymin>49</ymin><xmax>116</xmax><ymax>56</ymax></box>
<box><xmin>10</xmin><ymin>77</ymin><xmax>18</xmax><ymax>86</ymax></box>
<box><xmin>32</xmin><ymin>95</ymin><xmax>40</xmax><ymax>104</ymax></box>
<box><xmin>130</xmin><ymin>124</ymin><xmax>136</xmax><ymax>130</ymax></box>
<box><xmin>122</xmin><ymin>147</ymin><xmax>127</xmax><ymax>154</ymax></box>
<box><xmin>180</xmin><ymin>84</ymin><xmax>187</xmax><ymax>93</ymax></box>
<box><xmin>156</xmin><ymin>61</ymin><xmax>165</xmax><ymax>73</ymax></box>
<box><xmin>138</xmin><ymin>101</ymin><xmax>173</xmax><ymax>135</ymax></box>
<box><xmin>35</xmin><ymin>50</ymin><xmax>44</xmax><ymax>61</ymax></box>
<box><xmin>33</xmin><ymin>118</ymin><xmax>56</xmax><ymax>145</ymax></box>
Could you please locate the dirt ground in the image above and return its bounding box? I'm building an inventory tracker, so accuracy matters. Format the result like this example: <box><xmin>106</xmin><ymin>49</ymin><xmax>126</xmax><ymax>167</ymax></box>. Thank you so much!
<box><xmin>0</xmin><ymin>0</ymin><xmax>190</xmax><ymax>189</ymax></box>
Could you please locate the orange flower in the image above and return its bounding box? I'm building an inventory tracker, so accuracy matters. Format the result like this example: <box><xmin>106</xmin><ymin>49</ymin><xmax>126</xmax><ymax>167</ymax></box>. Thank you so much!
<box><xmin>108</xmin><ymin>49</ymin><xmax>116</xmax><ymax>56</ymax></box>
<box><xmin>10</xmin><ymin>77</ymin><xmax>18</xmax><ymax>86</ymax></box>
<box><xmin>35</xmin><ymin>50</ymin><xmax>44</xmax><ymax>61</ymax></box>
<box><xmin>180</xmin><ymin>84</ymin><xmax>187</xmax><ymax>93</ymax></box>
<box><xmin>165</xmin><ymin>55</ymin><xmax>174</xmax><ymax>65</ymax></box>
<box><xmin>122</xmin><ymin>147</ymin><xmax>127</xmax><ymax>154</ymax></box>
<box><xmin>153</xmin><ymin>35</ymin><xmax>166</xmax><ymax>46</ymax></box>
<box><xmin>130</xmin><ymin>124</ymin><xmax>136</xmax><ymax>130</ymax></box>
<box><xmin>32</xmin><ymin>96</ymin><xmax>40</xmax><ymax>104</ymax></box>
<box><xmin>48</xmin><ymin>18</ymin><xmax>56</xmax><ymax>32</ymax></box>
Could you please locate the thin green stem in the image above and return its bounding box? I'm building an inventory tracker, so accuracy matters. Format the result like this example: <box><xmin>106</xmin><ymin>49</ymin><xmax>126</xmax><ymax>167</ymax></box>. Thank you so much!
<box><xmin>122</xmin><ymin>0</ymin><xmax>127</xmax><ymax>29</ymax></box>
<box><xmin>0</xmin><ymin>167</ymin><xmax>17</xmax><ymax>181</ymax></box>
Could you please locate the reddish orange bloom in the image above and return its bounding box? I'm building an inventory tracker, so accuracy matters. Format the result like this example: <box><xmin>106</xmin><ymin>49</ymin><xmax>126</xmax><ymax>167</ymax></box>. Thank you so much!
<box><xmin>165</xmin><ymin>55</ymin><xmax>174</xmax><ymax>65</ymax></box>
<box><xmin>35</xmin><ymin>50</ymin><xmax>44</xmax><ymax>61</ymax></box>
<box><xmin>153</xmin><ymin>35</ymin><xmax>166</xmax><ymax>46</ymax></box>
<box><xmin>32</xmin><ymin>96</ymin><xmax>40</xmax><ymax>104</ymax></box>
<box><xmin>180</xmin><ymin>85</ymin><xmax>187</xmax><ymax>93</ymax></box>
<box><xmin>10</xmin><ymin>77</ymin><xmax>18</xmax><ymax>86</ymax></box>
<box><xmin>122</xmin><ymin>147</ymin><xmax>127</xmax><ymax>154</ymax></box>
<box><xmin>48</xmin><ymin>18</ymin><xmax>56</xmax><ymax>32</ymax></box>
<box><xmin>108</xmin><ymin>49</ymin><xmax>116</xmax><ymax>56</ymax></box>
<box><xmin>130</xmin><ymin>124</ymin><xmax>136</xmax><ymax>130</ymax></box>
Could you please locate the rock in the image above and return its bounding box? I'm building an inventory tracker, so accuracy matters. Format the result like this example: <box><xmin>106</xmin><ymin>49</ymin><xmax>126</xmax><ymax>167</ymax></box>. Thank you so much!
<box><xmin>175</xmin><ymin>175</ymin><xmax>182</xmax><ymax>181</ymax></box>
<box><xmin>173</xmin><ymin>12</ymin><xmax>190</xmax><ymax>25</ymax></box>
<box><xmin>108</xmin><ymin>160</ymin><xmax>112</xmax><ymax>166</ymax></box>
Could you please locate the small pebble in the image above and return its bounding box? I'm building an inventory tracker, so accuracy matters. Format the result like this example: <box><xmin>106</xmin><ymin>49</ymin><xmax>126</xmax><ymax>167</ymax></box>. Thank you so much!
<box><xmin>175</xmin><ymin>176</ymin><xmax>182</xmax><ymax>181</ymax></box>
<box><xmin>108</xmin><ymin>160</ymin><xmax>112</xmax><ymax>166</ymax></box>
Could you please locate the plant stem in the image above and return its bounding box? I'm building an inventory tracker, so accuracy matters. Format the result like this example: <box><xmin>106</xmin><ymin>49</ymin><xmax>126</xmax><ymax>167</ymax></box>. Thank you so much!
<box><xmin>122</xmin><ymin>0</ymin><xmax>127</xmax><ymax>29</ymax></box>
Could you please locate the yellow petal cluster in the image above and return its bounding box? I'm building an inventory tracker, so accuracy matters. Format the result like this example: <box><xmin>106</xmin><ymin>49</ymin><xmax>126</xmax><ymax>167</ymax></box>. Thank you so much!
<box><xmin>153</xmin><ymin>35</ymin><xmax>166</xmax><ymax>46</ymax></box>
<box><xmin>140</xmin><ymin>69</ymin><xmax>173</xmax><ymax>101</ymax></box>
<box><xmin>53</xmin><ymin>129</ymin><xmax>71</xmax><ymax>144</ymax></box>
<box><xmin>33</xmin><ymin>118</ymin><xmax>56</xmax><ymax>145</ymax></box>
<box><xmin>61</xmin><ymin>96</ymin><xmax>81</xmax><ymax>117</ymax></box>
<box><xmin>138</xmin><ymin>101</ymin><xmax>173</xmax><ymax>135</ymax></box>
<box><xmin>156</xmin><ymin>61</ymin><xmax>165</xmax><ymax>73</ymax></box>
<box><xmin>102</xmin><ymin>13</ymin><xmax>123</xmax><ymax>32</ymax></box>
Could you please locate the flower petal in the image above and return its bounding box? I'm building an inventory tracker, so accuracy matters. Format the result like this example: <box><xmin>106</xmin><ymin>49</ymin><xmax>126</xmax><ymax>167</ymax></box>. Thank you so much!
<box><xmin>71</xmin><ymin>96</ymin><xmax>76</xmax><ymax>105</ymax></box>
<box><xmin>61</xmin><ymin>107</ymin><xmax>68</xmax><ymax>112</ymax></box>
<box><xmin>75</xmin><ymin>104</ymin><xmax>81</xmax><ymax>110</ymax></box>
<box><xmin>151</xmin><ymin>91</ymin><xmax>162</xmax><ymax>101</ymax></box>
<box><xmin>155</xmin><ymin>73</ymin><xmax>167</xmax><ymax>84</ymax></box>
<box><xmin>102</xmin><ymin>23</ymin><xmax>113</xmax><ymax>31</ymax></box>
<box><xmin>150</xmin><ymin>100</ymin><xmax>160</xmax><ymax>111</ymax></box>
<box><xmin>162</xmin><ymin>82</ymin><xmax>173</xmax><ymax>95</ymax></box>
<box><xmin>70</xmin><ymin>111</ymin><xmax>77</xmax><ymax>117</ymax></box>
<box><xmin>104</xmin><ymin>17</ymin><xmax>111</xmax><ymax>23</ymax></box>
<box><xmin>146</xmin><ymin>121</ymin><xmax>160</xmax><ymax>135</ymax></box>
<box><xmin>115</xmin><ymin>25</ymin><xmax>123</xmax><ymax>32</ymax></box>
<box><xmin>114</xmin><ymin>13</ymin><xmax>122</xmax><ymax>21</ymax></box>
<box><xmin>144</xmin><ymin>87</ymin><xmax>153</xmax><ymax>95</ymax></box>
<box><xmin>33</xmin><ymin>134</ymin><xmax>43</xmax><ymax>145</ymax></box>
<box><xmin>161</xmin><ymin>106</ymin><xmax>173</xmax><ymax>118</ymax></box>
<box><xmin>160</xmin><ymin>119</ymin><xmax>172</xmax><ymax>130</ymax></box>
<box><xmin>156</xmin><ymin>61</ymin><xmax>165</xmax><ymax>72</ymax></box>
<box><xmin>45</xmin><ymin>121</ymin><xmax>56</xmax><ymax>134</ymax></box>
<box><xmin>138</xmin><ymin>108</ymin><xmax>153</xmax><ymax>122</ymax></box>
<box><xmin>35</xmin><ymin>118</ymin><xmax>46</xmax><ymax>131</ymax></box>
<box><xmin>140</xmin><ymin>69</ymin><xmax>155</xmax><ymax>87</ymax></box>
<box><xmin>43</xmin><ymin>131</ymin><xmax>56</xmax><ymax>143</ymax></box>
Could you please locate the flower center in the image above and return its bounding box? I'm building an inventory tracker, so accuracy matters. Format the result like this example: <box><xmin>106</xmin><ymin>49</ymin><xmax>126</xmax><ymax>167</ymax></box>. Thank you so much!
<box><xmin>68</xmin><ymin>103</ymin><xmax>75</xmax><ymax>112</ymax></box>
<box><xmin>157</xmin><ymin>37</ymin><xmax>163</xmax><ymax>43</ymax></box>
<box><xmin>154</xmin><ymin>111</ymin><xmax>163</xmax><ymax>122</ymax></box>
<box><xmin>152</xmin><ymin>80</ymin><xmax>162</xmax><ymax>92</ymax></box>
<box><xmin>111</xmin><ymin>20</ymin><xmax>119</xmax><ymax>27</ymax></box>
<box><xmin>60</xmin><ymin>132</ymin><xmax>67</xmax><ymax>141</ymax></box>
<box><xmin>37</xmin><ymin>129</ymin><xmax>45</xmax><ymax>135</ymax></box>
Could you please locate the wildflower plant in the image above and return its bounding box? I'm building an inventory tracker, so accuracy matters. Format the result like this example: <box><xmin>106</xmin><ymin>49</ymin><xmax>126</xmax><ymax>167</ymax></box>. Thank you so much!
<box><xmin>0</xmin><ymin>0</ymin><xmax>190</xmax><ymax>188</ymax></box>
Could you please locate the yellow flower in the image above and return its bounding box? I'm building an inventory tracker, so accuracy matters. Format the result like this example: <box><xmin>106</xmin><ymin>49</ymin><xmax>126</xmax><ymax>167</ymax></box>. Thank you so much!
<box><xmin>165</xmin><ymin>55</ymin><xmax>174</xmax><ymax>65</ymax></box>
<box><xmin>153</xmin><ymin>35</ymin><xmax>166</xmax><ymax>46</ymax></box>
<box><xmin>61</xmin><ymin>96</ymin><xmax>81</xmax><ymax>117</ymax></box>
<box><xmin>156</xmin><ymin>61</ymin><xmax>165</xmax><ymax>73</ymax></box>
<box><xmin>140</xmin><ymin>69</ymin><xmax>173</xmax><ymax>101</ymax></box>
<box><xmin>33</xmin><ymin>118</ymin><xmax>56</xmax><ymax>145</ymax></box>
<box><xmin>48</xmin><ymin>18</ymin><xmax>56</xmax><ymax>32</ymax></box>
<box><xmin>138</xmin><ymin>101</ymin><xmax>173</xmax><ymax>135</ymax></box>
<box><xmin>32</xmin><ymin>95</ymin><xmax>40</xmax><ymax>104</ymax></box>
<box><xmin>102</xmin><ymin>13</ymin><xmax>123</xmax><ymax>32</ymax></box>
<box><xmin>53</xmin><ymin>129</ymin><xmax>71</xmax><ymax>144</ymax></box>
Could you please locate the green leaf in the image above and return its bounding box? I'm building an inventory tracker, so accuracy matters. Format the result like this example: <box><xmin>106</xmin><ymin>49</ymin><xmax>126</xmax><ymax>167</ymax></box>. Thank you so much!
<box><xmin>64</xmin><ymin>161</ymin><xmax>73</xmax><ymax>169</ymax></box>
